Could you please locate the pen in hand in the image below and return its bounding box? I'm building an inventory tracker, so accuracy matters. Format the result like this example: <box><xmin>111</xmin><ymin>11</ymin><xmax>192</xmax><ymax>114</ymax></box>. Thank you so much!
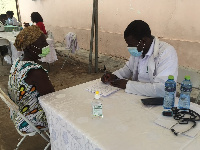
<box><xmin>103</xmin><ymin>65</ymin><xmax>106</xmax><ymax>75</ymax></box>
<box><xmin>103</xmin><ymin>65</ymin><xmax>108</xmax><ymax>82</ymax></box>
<box><xmin>102</xmin><ymin>65</ymin><xmax>119</xmax><ymax>83</ymax></box>
<box><xmin>103</xmin><ymin>65</ymin><xmax>110</xmax><ymax>83</ymax></box>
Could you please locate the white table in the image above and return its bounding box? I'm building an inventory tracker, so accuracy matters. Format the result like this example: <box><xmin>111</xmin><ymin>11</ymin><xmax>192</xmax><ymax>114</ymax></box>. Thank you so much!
<box><xmin>39</xmin><ymin>79</ymin><xmax>200</xmax><ymax>150</ymax></box>
<box><xmin>0</xmin><ymin>32</ymin><xmax>57</xmax><ymax>64</ymax></box>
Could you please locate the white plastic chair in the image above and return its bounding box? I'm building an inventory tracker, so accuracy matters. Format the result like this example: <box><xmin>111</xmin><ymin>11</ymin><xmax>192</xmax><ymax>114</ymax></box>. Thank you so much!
<box><xmin>47</xmin><ymin>30</ymin><xmax>54</xmax><ymax>40</ymax></box>
<box><xmin>57</xmin><ymin>32</ymin><xmax>78</xmax><ymax>69</ymax></box>
<box><xmin>177</xmin><ymin>66</ymin><xmax>200</xmax><ymax>104</ymax></box>
<box><xmin>0</xmin><ymin>88</ymin><xmax>50</xmax><ymax>150</ymax></box>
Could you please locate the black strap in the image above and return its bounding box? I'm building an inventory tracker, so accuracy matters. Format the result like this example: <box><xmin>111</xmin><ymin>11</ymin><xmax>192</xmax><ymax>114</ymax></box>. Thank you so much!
<box><xmin>170</xmin><ymin>107</ymin><xmax>200</xmax><ymax>136</ymax></box>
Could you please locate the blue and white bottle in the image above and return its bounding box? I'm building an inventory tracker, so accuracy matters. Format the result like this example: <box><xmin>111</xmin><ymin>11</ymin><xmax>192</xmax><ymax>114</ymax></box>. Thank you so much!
<box><xmin>163</xmin><ymin>75</ymin><xmax>176</xmax><ymax>110</ymax></box>
<box><xmin>178</xmin><ymin>76</ymin><xmax>192</xmax><ymax>110</ymax></box>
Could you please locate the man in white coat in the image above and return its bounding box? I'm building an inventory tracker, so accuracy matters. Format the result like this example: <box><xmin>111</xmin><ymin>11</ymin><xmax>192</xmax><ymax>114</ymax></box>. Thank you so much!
<box><xmin>101</xmin><ymin>20</ymin><xmax>178</xmax><ymax>97</ymax></box>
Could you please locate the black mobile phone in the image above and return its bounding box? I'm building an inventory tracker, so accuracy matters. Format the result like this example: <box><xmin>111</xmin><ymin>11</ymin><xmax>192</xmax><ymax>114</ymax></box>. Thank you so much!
<box><xmin>162</xmin><ymin>111</ymin><xmax>173</xmax><ymax>116</ymax></box>
<box><xmin>141</xmin><ymin>97</ymin><xmax>164</xmax><ymax>105</ymax></box>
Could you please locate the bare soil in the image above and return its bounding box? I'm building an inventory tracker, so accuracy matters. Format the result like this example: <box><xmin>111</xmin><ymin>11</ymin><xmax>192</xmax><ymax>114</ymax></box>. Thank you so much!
<box><xmin>0</xmin><ymin>55</ymin><xmax>103</xmax><ymax>150</ymax></box>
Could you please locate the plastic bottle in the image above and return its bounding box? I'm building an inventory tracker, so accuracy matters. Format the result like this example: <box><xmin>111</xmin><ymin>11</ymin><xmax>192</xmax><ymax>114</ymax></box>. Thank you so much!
<box><xmin>163</xmin><ymin>75</ymin><xmax>176</xmax><ymax>110</ymax></box>
<box><xmin>178</xmin><ymin>76</ymin><xmax>192</xmax><ymax>110</ymax></box>
<box><xmin>92</xmin><ymin>91</ymin><xmax>103</xmax><ymax>118</ymax></box>
<box><xmin>12</xmin><ymin>29</ymin><xmax>15</xmax><ymax>35</ymax></box>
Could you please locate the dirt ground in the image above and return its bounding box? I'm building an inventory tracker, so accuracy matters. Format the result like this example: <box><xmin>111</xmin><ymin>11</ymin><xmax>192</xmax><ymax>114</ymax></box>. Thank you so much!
<box><xmin>0</xmin><ymin>55</ymin><xmax>103</xmax><ymax>150</ymax></box>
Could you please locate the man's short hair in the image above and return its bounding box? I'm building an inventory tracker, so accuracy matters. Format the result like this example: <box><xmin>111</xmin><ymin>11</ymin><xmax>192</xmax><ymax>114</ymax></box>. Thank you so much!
<box><xmin>124</xmin><ymin>20</ymin><xmax>151</xmax><ymax>40</ymax></box>
<box><xmin>6</xmin><ymin>11</ymin><xmax>14</xmax><ymax>18</ymax></box>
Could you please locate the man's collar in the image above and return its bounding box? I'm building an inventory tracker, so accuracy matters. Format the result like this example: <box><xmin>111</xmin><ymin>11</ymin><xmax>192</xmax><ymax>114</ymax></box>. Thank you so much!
<box><xmin>145</xmin><ymin>38</ymin><xmax>155</xmax><ymax>57</ymax></box>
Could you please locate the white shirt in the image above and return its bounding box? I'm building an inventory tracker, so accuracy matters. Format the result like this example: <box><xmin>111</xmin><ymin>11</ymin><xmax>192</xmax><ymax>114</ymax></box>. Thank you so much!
<box><xmin>12</xmin><ymin>17</ymin><xmax>18</xmax><ymax>26</ymax></box>
<box><xmin>138</xmin><ymin>39</ymin><xmax>154</xmax><ymax>83</ymax></box>
<box><xmin>7</xmin><ymin>17</ymin><xmax>18</xmax><ymax>26</ymax></box>
<box><xmin>113</xmin><ymin>37</ymin><xmax>178</xmax><ymax>97</ymax></box>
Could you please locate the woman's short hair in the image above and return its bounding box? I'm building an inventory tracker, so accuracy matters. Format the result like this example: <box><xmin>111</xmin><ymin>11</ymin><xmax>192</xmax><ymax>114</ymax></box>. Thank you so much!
<box><xmin>31</xmin><ymin>12</ymin><xmax>43</xmax><ymax>23</ymax></box>
<box><xmin>124</xmin><ymin>20</ymin><xmax>151</xmax><ymax>40</ymax></box>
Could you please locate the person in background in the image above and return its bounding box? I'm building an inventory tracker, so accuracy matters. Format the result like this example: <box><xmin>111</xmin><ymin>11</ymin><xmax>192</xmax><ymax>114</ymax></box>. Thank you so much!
<box><xmin>31</xmin><ymin>12</ymin><xmax>47</xmax><ymax>35</ymax></box>
<box><xmin>101</xmin><ymin>20</ymin><xmax>178</xmax><ymax>97</ymax></box>
<box><xmin>6</xmin><ymin>11</ymin><xmax>18</xmax><ymax>26</ymax></box>
<box><xmin>0</xmin><ymin>14</ymin><xmax>7</xmax><ymax>25</ymax></box>
<box><xmin>8</xmin><ymin>25</ymin><xmax>55</xmax><ymax>133</ymax></box>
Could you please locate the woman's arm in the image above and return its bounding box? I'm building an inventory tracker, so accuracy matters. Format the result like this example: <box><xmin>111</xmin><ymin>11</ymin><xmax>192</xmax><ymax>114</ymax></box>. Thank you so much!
<box><xmin>25</xmin><ymin>68</ymin><xmax>55</xmax><ymax>96</ymax></box>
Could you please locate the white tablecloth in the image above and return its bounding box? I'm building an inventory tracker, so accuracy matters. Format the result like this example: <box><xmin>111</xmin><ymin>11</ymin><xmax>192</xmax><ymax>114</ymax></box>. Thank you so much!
<box><xmin>39</xmin><ymin>79</ymin><xmax>200</xmax><ymax>150</ymax></box>
<box><xmin>0</xmin><ymin>32</ymin><xmax>57</xmax><ymax>64</ymax></box>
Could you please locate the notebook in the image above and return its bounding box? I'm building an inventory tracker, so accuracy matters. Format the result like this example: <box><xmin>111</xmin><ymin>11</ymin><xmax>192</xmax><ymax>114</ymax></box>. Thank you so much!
<box><xmin>86</xmin><ymin>80</ymin><xmax>120</xmax><ymax>97</ymax></box>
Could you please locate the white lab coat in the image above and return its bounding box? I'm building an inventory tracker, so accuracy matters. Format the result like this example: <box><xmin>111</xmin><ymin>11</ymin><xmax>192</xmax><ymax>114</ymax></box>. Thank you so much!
<box><xmin>113</xmin><ymin>37</ymin><xmax>178</xmax><ymax>97</ymax></box>
<box><xmin>7</xmin><ymin>17</ymin><xmax>18</xmax><ymax>26</ymax></box>
<box><xmin>12</xmin><ymin>17</ymin><xmax>18</xmax><ymax>26</ymax></box>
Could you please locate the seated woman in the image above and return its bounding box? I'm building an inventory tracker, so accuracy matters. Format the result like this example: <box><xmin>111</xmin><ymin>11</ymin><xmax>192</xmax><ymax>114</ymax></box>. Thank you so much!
<box><xmin>6</xmin><ymin>11</ymin><xmax>18</xmax><ymax>26</ymax></box>
<box><xmin>0</xmin><ymin>14</ymin><xmax>7</xmax><ymax>25</ymax></box>
<box><xmin>31</xmin><ymin>12</ymin><xmax>47</xmax><ymax>35</ymax></box>
<box><xmin>8</xmin><ymin>25</ymin><xmax>55</xmax><ymax>133</ymax></box>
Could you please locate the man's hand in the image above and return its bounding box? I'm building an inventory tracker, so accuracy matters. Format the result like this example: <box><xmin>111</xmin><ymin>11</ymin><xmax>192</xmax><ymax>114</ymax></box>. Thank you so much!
<box><xmin>101</xmin><ymin>73</ymin><xmax>118</xmax><ymax>83</ymax></box>
<box><xmin>110</xmin><ymin>79</ymin><xmax>128</xmax><ymax>89</ymax></box>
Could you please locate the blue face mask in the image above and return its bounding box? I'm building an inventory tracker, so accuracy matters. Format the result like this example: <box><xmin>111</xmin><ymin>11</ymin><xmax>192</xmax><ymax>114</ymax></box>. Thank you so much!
<box><xmin>127</xmin><ymin>47</ymin><xmax>143</xmax><ymax>57</ymax></box>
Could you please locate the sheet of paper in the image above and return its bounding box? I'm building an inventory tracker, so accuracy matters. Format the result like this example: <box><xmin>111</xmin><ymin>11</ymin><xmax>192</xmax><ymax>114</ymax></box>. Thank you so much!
<box><xmin>86</xmin><ymin>80</ymin><xmax>120</xmax><ymax>97</ymax></box>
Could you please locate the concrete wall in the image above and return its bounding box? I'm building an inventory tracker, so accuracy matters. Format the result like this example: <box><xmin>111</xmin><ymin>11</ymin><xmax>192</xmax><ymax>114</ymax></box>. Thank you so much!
<box><xmin>0</xmin><ymin>0</ymin><xmax>18</xmax><ymax>19</ymax></box>
<box><xmin>17</xmin><ymin>0</ymin><xmax>200</xmax><ymax>70</ymax></box>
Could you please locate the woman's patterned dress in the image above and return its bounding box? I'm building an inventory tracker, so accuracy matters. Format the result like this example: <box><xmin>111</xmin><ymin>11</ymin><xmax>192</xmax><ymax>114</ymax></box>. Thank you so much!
<box><xmin>8</xmin><ymin>58</ymin><xmax>48</xmax><ymax>133</ymax></box>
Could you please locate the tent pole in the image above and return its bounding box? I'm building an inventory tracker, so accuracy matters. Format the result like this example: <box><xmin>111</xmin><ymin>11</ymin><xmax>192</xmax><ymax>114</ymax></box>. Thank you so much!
<box><xmin>15</xmin><ymin>0</ymin><xmax>21</xmax><ymax>22</ymax></box>
<box><xmin>89</xmin><ymin>0</ymin><xmax>95</xmax><ymax>73</ymax></box>
<box><xmin>94</xmin><ymin>0</ymin><xmax>98</xmax><ymax>73</ymax></box>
